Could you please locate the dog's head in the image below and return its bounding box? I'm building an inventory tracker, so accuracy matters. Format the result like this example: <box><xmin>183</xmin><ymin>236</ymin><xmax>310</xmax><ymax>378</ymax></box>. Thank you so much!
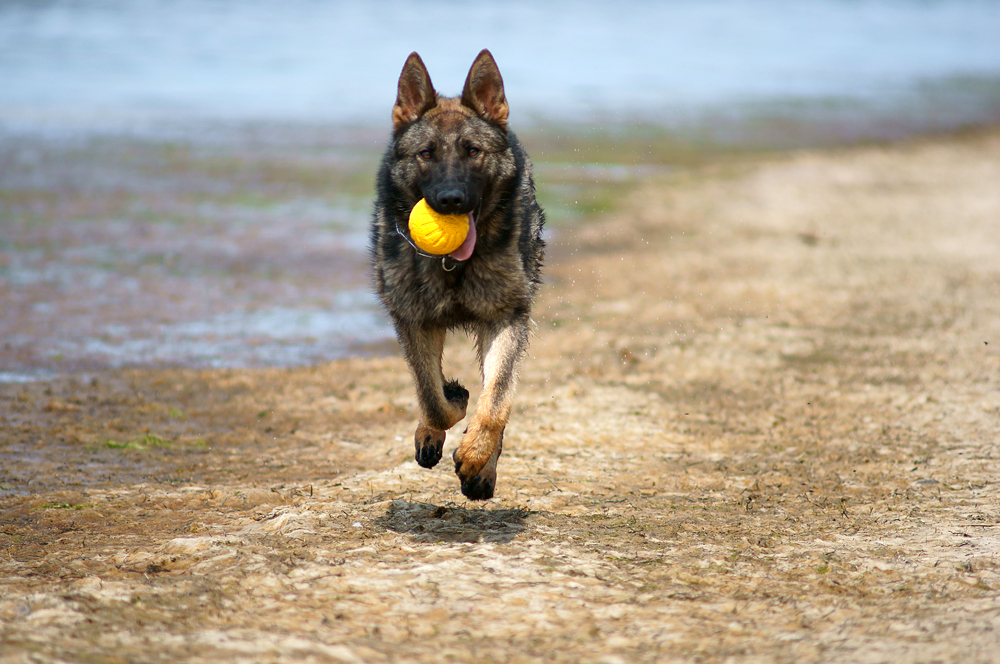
<box><xmin>390</xmin><ymin>50</ymin><xmax>512</xmax><ymax>218</ymax></box>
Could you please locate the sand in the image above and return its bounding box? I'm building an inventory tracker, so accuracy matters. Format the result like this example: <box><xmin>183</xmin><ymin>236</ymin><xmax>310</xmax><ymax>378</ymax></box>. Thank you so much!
<box><xmin>2</xmin><ymin>128</ymin><xmax>999</xmax><ymax>663</ymax></box>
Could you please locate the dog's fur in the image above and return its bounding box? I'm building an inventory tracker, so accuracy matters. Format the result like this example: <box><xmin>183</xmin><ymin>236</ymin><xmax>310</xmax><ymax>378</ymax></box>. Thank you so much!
<box><xmin>369</xmin><ymin>50</ymin><xmax>545</xmax><ymax>500</ymax></box>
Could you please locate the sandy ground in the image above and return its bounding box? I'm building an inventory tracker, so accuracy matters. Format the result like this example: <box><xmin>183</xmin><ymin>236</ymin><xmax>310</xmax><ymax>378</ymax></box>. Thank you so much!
<box><xmin>2</xmin><ymin>129</ymin><xmax>1000</xmax><ymax>663</ymax></box>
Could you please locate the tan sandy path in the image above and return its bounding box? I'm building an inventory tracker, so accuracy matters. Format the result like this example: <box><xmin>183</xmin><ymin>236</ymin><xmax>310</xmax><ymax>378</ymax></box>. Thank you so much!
<box><xmin>2</xmin><ymin>129</ymin><xmax>999</xmax><ymax>663</ymax></box>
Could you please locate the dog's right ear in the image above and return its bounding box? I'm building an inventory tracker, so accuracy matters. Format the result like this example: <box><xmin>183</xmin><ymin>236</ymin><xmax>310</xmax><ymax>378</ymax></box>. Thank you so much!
<box><xmin>393</xmin><ymin>52</ymin><xmax>437</xmax><ymax>131</ymax></box>
<box><xmin>461</xmin><ymin>49</ymin><xmax>508</xmax><ymax>130</ymax></box>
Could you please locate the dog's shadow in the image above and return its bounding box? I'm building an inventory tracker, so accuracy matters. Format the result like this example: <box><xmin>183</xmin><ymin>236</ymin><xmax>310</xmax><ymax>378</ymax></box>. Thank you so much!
<box><xmin>378</xmin><ymin>499</ymin><xmax>529</xmax><ymax>544</ymax></box>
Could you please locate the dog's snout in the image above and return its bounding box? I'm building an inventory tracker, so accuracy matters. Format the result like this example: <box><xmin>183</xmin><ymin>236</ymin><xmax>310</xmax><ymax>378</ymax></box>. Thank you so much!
<box><xmin>435</xmin><ymin>189</ymin><xmax>466</xmax><ymax>214</ymax></box>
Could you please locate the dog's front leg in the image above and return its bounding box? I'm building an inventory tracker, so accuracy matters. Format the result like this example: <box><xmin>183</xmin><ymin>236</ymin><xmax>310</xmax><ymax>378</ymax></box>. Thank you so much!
<box><xmin>454</xmin><ymin>315</ymin><xmax>530</xmax><ymax>500</ymax></box>
<box><xmin>395</xmin><ymin>323</ymin><xmax>470</xmax><ymax>468</ymax></box>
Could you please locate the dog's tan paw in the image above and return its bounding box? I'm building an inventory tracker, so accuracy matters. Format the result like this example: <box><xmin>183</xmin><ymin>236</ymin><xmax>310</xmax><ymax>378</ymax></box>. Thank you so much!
<box><xmin>453</xmin><ymin>425</ymin><xmax>504</xmax><ymax>501</ymax></box>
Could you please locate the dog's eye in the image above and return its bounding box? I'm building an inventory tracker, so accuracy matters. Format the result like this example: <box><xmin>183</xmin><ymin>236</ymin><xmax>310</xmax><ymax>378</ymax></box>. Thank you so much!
<box><xmin>419</xmin><ymin>149</ymin><xmax>432</xmax><ymax>161</ymax></box>
<box><xmin>468</xmin><ymin>147</ymin><xmax>481</xmax><ymax>157</ymax></box>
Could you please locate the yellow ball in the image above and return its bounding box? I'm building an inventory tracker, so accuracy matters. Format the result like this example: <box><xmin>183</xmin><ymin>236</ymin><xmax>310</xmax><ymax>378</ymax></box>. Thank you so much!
<box><xmin>407</xmin><ymin>198</ymin><xmax>469</xmax><ymax>255</ymax></box>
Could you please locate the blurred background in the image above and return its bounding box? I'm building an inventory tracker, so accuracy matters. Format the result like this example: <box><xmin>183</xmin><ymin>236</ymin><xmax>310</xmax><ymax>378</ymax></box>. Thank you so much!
<box><xmin>2</xmin><ymin>0</ymin><xmax>1000</xmax><ymax>378</ymax></box>
<box><xmin>3</xmin><ymin>0</ymin><xmax>1000</xmax><ymax>135</ymax></box>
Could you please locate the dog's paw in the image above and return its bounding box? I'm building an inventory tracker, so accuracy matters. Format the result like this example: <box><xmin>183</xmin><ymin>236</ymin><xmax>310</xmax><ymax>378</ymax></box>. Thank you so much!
<box><xmin>443</xmin><ymin>380</ymin><xmax>470</xmax><ymax>421</ymax></box>
<box><xmin>457</xmin><ymin>465</ymin><xmax>496</xmax><ymax>501</ymax></box>
<box><xmin>414</xmin><ymin>425</ymin><xmax>446</xmax><ymax>468</ymax></box>
<box><xmin>453</xmin><ymin>427</ymin><xmax>503</xmax><ymax>501</ymax></box>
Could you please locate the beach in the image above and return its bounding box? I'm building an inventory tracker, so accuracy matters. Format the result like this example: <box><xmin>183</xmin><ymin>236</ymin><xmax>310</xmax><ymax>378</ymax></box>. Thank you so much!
<box><xmin>2</xmin><ymin>126</ymin><xmax>999</xmax><ymax>662</ymax></box>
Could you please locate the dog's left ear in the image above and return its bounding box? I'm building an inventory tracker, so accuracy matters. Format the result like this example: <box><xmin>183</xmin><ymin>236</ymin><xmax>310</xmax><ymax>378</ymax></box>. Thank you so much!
<box><xmin>462</xmin><ymin>49</ymin><xmax>509</xmax><ymax>130</ymax></box>
<box><xmin>393</xmin><ymin>52</ymin><xmax>438</xmax><ymax>131</ymax></box>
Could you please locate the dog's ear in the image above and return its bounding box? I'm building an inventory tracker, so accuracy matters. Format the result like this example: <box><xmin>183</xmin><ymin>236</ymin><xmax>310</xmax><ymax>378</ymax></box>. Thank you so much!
<box><xmin>393</xmin><ymin>52</ymin><xmax>437</xmax><ymax>130</ymax></box>
<box><xmin>461</xmin><ymin>49</ymin><xmax>509</xmax><ymax>130</ymax></box>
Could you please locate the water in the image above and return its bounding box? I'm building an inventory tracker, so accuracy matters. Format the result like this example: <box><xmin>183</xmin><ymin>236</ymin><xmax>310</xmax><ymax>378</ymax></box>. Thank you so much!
<box><xmin>1</xmin><ymin>0</ymin><xmax>998</xmax><ymax>132</ymax></box>
<box><xmin>2</xmin><ymin>0</ymin><xmax>999</xmax><ymax>377</ymax></box>
<box><xmin>0</xmin><ymin>136</ymin><xmax>393</xmax><ymax>377</ymax></box>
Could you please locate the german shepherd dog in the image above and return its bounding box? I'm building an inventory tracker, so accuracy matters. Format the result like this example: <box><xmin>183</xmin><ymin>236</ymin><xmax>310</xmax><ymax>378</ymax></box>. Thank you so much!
<box><xmin>370</xmin><ymin>49</ymin><xmax>545</xmax><ymax>500</ymax></box>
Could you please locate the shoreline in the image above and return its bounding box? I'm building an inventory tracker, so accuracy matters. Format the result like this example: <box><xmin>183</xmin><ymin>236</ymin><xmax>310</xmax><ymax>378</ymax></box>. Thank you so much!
<box><xmin>3</xmin><ymin>121</ymin><xmax>999</xmax><ymax>382</ymax></box>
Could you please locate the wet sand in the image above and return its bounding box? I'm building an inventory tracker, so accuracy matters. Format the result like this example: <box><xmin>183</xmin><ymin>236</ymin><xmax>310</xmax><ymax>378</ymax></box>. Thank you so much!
<box><xmin>2</xmin><ymin>128</ymin><xmax>1000</xmax><ymax>662</ymax></box>
<box><xmin>0</xmin><ymin>132</ymin><xmax>392</xmax><ymax>377</ymax></box>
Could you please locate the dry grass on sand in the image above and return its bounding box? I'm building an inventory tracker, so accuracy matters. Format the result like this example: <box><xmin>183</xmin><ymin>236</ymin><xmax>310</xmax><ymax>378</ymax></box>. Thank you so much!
<box><xmin>2</xmin><ymin>129</ymin><xmax>1000</xmax><ymax>663</ymax></box>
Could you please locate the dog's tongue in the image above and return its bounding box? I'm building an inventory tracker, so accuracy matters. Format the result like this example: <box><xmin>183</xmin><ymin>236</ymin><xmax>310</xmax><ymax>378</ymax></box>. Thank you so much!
<box><xmin>448</xmin><ymin>215</ymin><xmax>477</xmax><ymax>262</ymax></box>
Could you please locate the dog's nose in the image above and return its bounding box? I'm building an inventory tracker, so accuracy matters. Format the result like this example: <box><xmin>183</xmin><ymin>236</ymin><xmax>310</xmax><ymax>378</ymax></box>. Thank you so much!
<box><xmin>435</xmin><ymin>189</ymin><xmax>466</xmax><ymax>214</ymax></box>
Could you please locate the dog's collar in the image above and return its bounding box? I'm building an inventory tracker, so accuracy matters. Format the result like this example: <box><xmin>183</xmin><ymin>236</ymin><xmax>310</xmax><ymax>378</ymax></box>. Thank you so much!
<box><xmin>441</xmin><ymin>256</ymin><xmax>462</xmax><ymax>272</ymax></box>
<box><xmin>394</xmin><ymin>217</ymin><xmax>459</xmax><ymax>271</ymax></box>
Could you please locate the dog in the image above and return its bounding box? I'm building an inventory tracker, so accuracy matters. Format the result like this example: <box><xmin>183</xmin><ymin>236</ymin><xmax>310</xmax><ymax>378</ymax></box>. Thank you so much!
<box><xmin>369</xmin><ymin>49</ymin><xmax>545</xmax><ymax>500</ymax></box>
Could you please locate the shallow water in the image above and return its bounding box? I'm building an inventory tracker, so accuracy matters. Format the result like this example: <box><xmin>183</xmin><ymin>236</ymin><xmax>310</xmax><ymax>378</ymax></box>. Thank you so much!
<box><xmin>2</xmin><ymin>0</ymin><xmax>999</xmax><ymax>133</ymax></box>
<box><xmin>2</xmin><ymin>0</ymin><xmax>1000</xmax><ymax>377</ymax></box>
<box><xmin>0</xmin><ymin>136</ymin><xmax>395</xmax><ymax>378</ymax></box>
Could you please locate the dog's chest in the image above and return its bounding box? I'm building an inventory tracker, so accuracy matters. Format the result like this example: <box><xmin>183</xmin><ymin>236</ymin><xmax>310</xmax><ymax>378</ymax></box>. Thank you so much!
<box><xmin>425</xmin><ymin>257</ymin><xmax>527</xmax><ymax>320</ymax></box>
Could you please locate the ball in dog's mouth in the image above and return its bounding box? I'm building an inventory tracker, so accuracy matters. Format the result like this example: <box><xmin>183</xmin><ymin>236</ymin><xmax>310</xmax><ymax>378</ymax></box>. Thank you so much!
<box><xmin>408</xmin><ymin>199</ymin><xmax>476</xmax><ymax>258</ymax></box>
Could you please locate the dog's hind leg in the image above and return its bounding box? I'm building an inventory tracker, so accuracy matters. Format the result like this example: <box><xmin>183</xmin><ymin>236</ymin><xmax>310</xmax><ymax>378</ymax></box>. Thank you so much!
<box><xmin>396</xmin><ymin>324</ymin><xmax>470</xmax><ymax>468</ymax></box>
<box><xmin>454</xmin><ymin>315</ymin><xmax>529</xmax><ymax>500</ymax></box>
